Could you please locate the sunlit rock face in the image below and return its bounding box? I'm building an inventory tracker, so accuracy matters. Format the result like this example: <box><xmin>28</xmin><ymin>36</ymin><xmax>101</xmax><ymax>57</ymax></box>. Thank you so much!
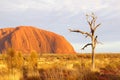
<box><xmin>0</xmin><ymin>26</ymin><xmax>75</xmax><ymax>54</ymax></box>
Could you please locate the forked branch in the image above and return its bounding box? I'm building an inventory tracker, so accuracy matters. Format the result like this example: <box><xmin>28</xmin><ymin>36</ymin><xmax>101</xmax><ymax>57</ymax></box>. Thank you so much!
<box><xmin>86</xmin><ymin>14</ymin><xmax>92</xmax><ymax>30</ymax></box>
<box><xmin>94</xmin><ymin>23</ymin><xmax>101</xmax><ymax>31</ymax></box>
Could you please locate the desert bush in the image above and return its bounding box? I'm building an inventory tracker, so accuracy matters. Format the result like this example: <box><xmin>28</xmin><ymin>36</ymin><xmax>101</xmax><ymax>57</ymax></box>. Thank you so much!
<box><xmin>38</xmin><ymin>66</ymin><xmax>78</xmax><ymax>80</ymax></box>
<box><xmin>14</xmin><ymin>51</ymin><xmax>24</xmax><ymax>70</ymax></box>
<box><xmin>26</xmin><ymin>51</ymin><xmax>38</xmax><ymax>71</ymax></box>
<box><xmin>103</xmin><ymin>60</ymin><xmax>120</xmax><ymax>74</ymax></box>
<box><xmin>5</xmin><ymin>49</ymin><xmax>24</xmax><ymax>71</ymax></box>
<box><xmin>73</xmin><ymin>63</ymin><xmax>98</xmax><ymax>80</ymax></box>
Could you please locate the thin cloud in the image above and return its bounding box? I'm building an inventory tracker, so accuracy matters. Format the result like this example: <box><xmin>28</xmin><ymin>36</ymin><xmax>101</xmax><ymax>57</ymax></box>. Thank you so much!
<box><xmin>0</xmin><ymin>0</ymin><xmax>113</xmax><ymax>12</ymax></box>
<box><xmin>0</xmin><ymin>0</ymin><xmax>120</xmax><ymax>52</ymax></box>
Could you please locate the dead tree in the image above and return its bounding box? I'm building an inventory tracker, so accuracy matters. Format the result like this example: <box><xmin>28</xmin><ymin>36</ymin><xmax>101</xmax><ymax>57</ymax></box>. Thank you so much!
<box><xmin>69</xmin><ymin>13</ymin><xmax>101</xmax><ymax>69</ymax></box>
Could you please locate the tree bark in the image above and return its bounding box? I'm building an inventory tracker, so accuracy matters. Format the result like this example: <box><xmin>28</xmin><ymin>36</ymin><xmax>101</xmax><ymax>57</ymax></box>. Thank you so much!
<box><xmin>92</xmin><ymin>46</ymin><xmax>95</xmax><ymax>69</ymax></box>
<box><xmin>92</xmin><ymin>35</ymin><xmax>95</xmax><ymax>69</ymax></box>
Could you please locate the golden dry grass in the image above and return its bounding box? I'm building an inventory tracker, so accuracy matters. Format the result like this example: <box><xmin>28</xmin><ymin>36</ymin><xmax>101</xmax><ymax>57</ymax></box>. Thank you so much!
<box><xmin>0</xmin><ymin>53</ymin><xmax>120</xmax><ymax>80</ymax></box>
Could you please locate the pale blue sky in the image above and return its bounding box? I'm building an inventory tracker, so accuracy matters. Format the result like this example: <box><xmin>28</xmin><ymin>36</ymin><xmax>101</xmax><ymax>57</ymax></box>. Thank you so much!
<box><xmin>0</xmin><ymin>0</ymin><xmax>120</xmax><ymax>53</ymax></box>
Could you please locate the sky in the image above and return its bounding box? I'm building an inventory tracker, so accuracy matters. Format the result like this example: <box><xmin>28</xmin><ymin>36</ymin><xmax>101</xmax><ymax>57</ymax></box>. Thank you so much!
<box><xmin>0</xmin><ymin>0</ymin><xmax>120</xmax><ymax>53</ymax></box>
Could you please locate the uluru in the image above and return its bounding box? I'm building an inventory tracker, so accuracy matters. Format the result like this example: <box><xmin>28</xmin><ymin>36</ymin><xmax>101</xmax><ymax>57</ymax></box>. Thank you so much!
<box><xmin>0</xmin><ymin>26</ymin><xmax>75</xmax><ymax>54</ymax></box>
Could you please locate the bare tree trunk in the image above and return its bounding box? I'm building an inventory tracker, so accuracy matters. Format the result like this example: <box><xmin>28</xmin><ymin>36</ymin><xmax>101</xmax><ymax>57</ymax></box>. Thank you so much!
<box><xmin>92</xmin><ymin>46</ymin><xmax>95</xmax><ymax>69</ymax></box>
<box><xmin>92</xmin><ymin>34</ymin><xmax>95</xmax><ymax>69</ymax></box>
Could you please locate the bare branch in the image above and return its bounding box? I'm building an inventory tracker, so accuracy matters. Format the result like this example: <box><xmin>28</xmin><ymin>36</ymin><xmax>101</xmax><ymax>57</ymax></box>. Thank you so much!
<box><xmin>92</xmin><ymin>17</ymin><xmax>97</xmax><ymax>28</ymax></box>
<box><xmin>86</xmin><ymin>13</ymin><xmax>97</xmax><ymax>33</ymax></box>
<box><xmin>86</xmin><ymin>15</ymin><xmax>92</xmax><ymax>30</ymax></box>
<box><xmin>69</xmin><ymin>29</ymin><xmax>92</xmax><ymax>37</ymax></box>
<box><xmin>81</xmin><ymin>43</ymin><xmax>92</xmax><ymax>50</ymax></box>
<box><xmin>85</xmin><ymin>32</ymin><xmax>91</xmax><ymax>38</ymax></box>
<box><xmin>95</xmin><ymin>36</ymin><xmax>98</xmax><ymax>42</ymax></box>
<box><xmin>94</xmin><ymin>36</ymin><xmax>98</xmax><ymax>46</ymax></box>
<box><xmin>94</xmin><ymin>36</ymin><xmax>102</xmax><ymax>44</ymax></box>
<box><xmin>94</xmin><ymin>23</ymin><xmax>101</xmax><ymax>30</ymax></box>
<box><xmin>68</xmin><ymin>29</ymin><xmax>84</xmax><ymax>33</ymax></box>
<box><xmin>88</xmin><ymin>21</ymin><xmax>92</xmax><ymax>27</ymax></box>
<box><xmin>84</xmin><ymin>32</ymin><xmax>92</xmax><ymax>37</ymax></box>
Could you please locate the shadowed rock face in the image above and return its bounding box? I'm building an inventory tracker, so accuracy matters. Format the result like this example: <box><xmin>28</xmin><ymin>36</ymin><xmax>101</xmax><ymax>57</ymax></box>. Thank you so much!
<box><xmin>0</xmin><ymin>26</ymin><xmax>75</xmax><ymax>54</ymax></box>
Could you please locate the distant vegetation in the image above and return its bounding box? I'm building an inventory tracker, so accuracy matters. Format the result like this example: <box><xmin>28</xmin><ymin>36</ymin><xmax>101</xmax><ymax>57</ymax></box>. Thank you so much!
<box><xmin>0</xmin><ymin>49</ymin><xmax>120</xmax><ymax>80</ymax></box>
